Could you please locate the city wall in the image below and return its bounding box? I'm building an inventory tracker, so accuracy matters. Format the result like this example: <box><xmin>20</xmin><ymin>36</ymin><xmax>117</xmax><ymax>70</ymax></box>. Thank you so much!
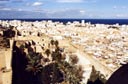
<box><xmin>0</xmin><ymin>39</ymin><xmax>13</xmax><ymax>84</ymax></box>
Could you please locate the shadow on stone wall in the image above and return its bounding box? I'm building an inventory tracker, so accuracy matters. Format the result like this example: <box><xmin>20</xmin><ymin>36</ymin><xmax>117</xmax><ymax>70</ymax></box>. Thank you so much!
<box><xmin>11</xmin><ymin>41</ymin><xmax>63</xmax><ymax>84</ymax></box>
<box><xmin>11</xmin><ymin>41</ymin><xmax>35</xmax><ymax>84</ymax></box>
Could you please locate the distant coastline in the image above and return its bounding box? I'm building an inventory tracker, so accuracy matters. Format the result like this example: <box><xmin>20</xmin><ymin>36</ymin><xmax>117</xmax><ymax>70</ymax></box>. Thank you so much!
<box><xmin>1</xmin><ymin>18</ymin><xmax>128</xmax><ymax>25</ymax></box>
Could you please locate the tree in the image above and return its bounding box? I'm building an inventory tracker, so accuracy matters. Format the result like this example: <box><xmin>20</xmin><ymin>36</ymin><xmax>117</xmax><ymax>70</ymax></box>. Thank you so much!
<box><xmin>70</xmin><ymin>54</ymin><xmax>79</xmax><ymax>65</ymax></box>
<box><xmin>3</xmin><ymin>28</ymin><xmax>15</xmax><ymax>38</ymax></box>
<box><xmin>45</xmin><ymin>49</ymin><xmax>51</xmax><ymax>57</ymax></box>
<box><xmin>51</xmin><ymin>47</ymin><xmax>84</xmax><ymax>84</ymax></box>
<box><xmin>50</xmin><ymin>39</ymin><xmax>54</xmax><ymax>46</ymax></box>
<box><xmin>60</xmin><ymin>55</ymin><xmax>83</xmax><ymax>84</ymax></box>
<box><xmin>26</xmin><ymin>52</ymin><xmax>43</xmax><ymax>75</ymax></box>
<box><xmin>54</xmin><ymin>40</ymin><xmax>59</xmax><ymax>47</ymax></box>
<box><xmin>25</xmin><ymin>40</ymin><xmax>84</xmax><ymax>84</ymax></box>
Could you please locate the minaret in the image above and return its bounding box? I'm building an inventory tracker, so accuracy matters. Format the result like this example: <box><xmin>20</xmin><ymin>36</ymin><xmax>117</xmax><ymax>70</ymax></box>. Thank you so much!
<box><xmin>81</xmin><ymin>20</ymin><xmax>85</xmax><ymax>26</ymax></box>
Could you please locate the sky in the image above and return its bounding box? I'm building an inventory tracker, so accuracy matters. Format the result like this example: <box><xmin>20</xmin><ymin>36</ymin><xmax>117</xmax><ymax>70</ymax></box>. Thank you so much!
<box><xmin>0</xmin><ymin>0</ymin><xmax>128</xmax><ymax>19</ymax></box>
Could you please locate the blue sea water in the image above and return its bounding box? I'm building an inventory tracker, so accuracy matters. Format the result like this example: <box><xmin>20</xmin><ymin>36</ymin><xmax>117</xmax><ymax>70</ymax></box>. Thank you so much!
<box><xmin>1</xmin><ymin>19</ymin><xmax>128</xmax><ymax>25</ymax></box>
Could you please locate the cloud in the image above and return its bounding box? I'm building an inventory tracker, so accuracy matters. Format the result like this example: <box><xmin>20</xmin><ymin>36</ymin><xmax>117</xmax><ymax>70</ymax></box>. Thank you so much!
<box><xmin>116</xmin><ymin>14</ymin><xmax>128</xmax><ymax>18</ymax></box>
<box><xmin>56</xmin><ymin>0</ymin><xmax>84</xmax><ymax>3</ymax></box>
<box><xmin>0</xmin><ymin>7</ymin><xmax>26</xmax><ymax>11</ymax></box>
<box><xmin>0</xmin><ymin>0</ymin><xmax>9</xmax><ymax>3</ymax></box>
<box><xmin>113</xmin><ymin>5</ymin><xmax>127</xmax><ymax>9</ymax></box>
<box><xmin>32</xmin><ymin>2</ymin><xmax>43</xmax><ymax>6</ymax></box>
<box><xmin>17</xmin><ymin>8</ymin><xmax>23</xmax><ymax>11</ymax></box>
<box><xmin>0</xmin><ymin>0</ymin><xmax>9</xmax><ymax>2</ymax></box>
<box><xmin>0</xmin><ymin>7</ymin><xmax>11</xmax><ymax>10</ymax></box>
<box><xmin>84</xmin><ymin>0</ymin><xmax>99</xmax><ymax>3</ymax></box>
<box><xmin>46</xmin><ymin>9</ymin><xmax>88</xmax><ymax>18</ymax></box>
<box><xmin>0</xmin><ymin>10</ymin><xmax>48</xmax><ymax>19</ymax></box>
<box><xmin>11</xmin><ymin>0</ymin><xmax>24</xmax><ymax>3</ymax></box>
<box><xmin>11</xmin><ymin>0</ymin><xmax>23</xmax><ymax>2</ymax></box>
<box><xmin>80</xmin><ymin>10</ymin><xmax>85</xmax><ymax>14</ymax></box>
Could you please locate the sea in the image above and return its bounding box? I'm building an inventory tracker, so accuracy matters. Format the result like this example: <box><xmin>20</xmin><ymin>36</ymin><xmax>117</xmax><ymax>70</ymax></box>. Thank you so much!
<box><xmin>1</xmin><ymin>19</ymin><xmax>128</xmax><ymax>25</ymax></box>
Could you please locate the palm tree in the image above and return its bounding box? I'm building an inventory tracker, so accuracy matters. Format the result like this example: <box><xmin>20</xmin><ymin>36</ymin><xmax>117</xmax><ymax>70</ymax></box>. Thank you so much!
<box><xmin>45</xmin><ymin>49</ymin><xmax>51</xmax><ymax>57</ymax></box>
<box><xmin>25</xmin><ymin>40</ymin><xmax>84</xmax><ymax>84</ymax></box>
<box><xmin>26</xmin><ymin>52</ymin><xmax>43</xmax><ymax>75</ymax></box>
<box><xmin>50</xmin><ymin>39</ymin><xmax>54</xmax><ymax>46</ymax></box>
<box><xmin>54</xmin><ymin>40</ymin><xmax>59</xmax><ymax>47</ymax></box>
<box><xmin>50</xmin><ymin>39</ymin><xmax>55</xmax><ymax>50</ymax></box>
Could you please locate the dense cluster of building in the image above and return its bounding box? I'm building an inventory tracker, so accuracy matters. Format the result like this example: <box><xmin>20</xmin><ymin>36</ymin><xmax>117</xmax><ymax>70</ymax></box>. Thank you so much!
<box><xmin>1</xmin><ymin>20</ymin><xmax>128</xmax><ymax>69</ymax></box>
<box><xmin>0</xmin><ymin>19</ymin><xmax>128</xmax><ymax>84</ymax></box>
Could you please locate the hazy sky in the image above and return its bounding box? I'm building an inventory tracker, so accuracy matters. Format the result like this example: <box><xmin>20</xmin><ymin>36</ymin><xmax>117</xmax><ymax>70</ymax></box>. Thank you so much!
<box><xmin>0</xmin><ymin>0</ymin><xmax>128</xmax><ymax>18</ymax></box>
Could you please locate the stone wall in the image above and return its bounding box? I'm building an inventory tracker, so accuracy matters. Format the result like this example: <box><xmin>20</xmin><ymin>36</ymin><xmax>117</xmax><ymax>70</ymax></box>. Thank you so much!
<box><xmin>5</xmin><ymin>49</ymin><xmax>12</xmax><ymax>70</ymax></box>
<box><xmin>71</xmin><ymin>44</ymin><xmax>114</xmax><ymax>80</ymax></box>
<box><xmin>1</xmin><ymin>71</ymin><xmax>12</xmax><ymax>84</ymax></box>
<box><xmin>0</xmin><ymin>50</ymin><xmax>12</xmax><ymax>84</ymax></box>
<box><xmin>0</xmin><ymin>71</ymin><xmax>2</xmax><ymax>84</ymax></box>
<box><xmin>0</xmin><ymin>39</ymin><xmax>13</xmax><ymax>84</ymax></box>
<box><xmin>0</xmin><ymin>51</ymin><xmax>6</xmax><ymax>70</ymax></box>
<box><xmin>80</xmin><ymin>51</ymin><xmax>113</xmax><ymax>79</ymax></box>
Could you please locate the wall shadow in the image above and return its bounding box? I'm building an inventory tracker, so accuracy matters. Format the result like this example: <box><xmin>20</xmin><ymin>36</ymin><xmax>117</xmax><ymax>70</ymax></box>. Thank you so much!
<box><xmin>11</xmin><ymin>41</ymin><xmax>63</xmax><ymax>84</ymax></box>
<box><xmin>11</xmin><ymin>41</ymin><xmax>42</xmax><ymax>84</ymax></box>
